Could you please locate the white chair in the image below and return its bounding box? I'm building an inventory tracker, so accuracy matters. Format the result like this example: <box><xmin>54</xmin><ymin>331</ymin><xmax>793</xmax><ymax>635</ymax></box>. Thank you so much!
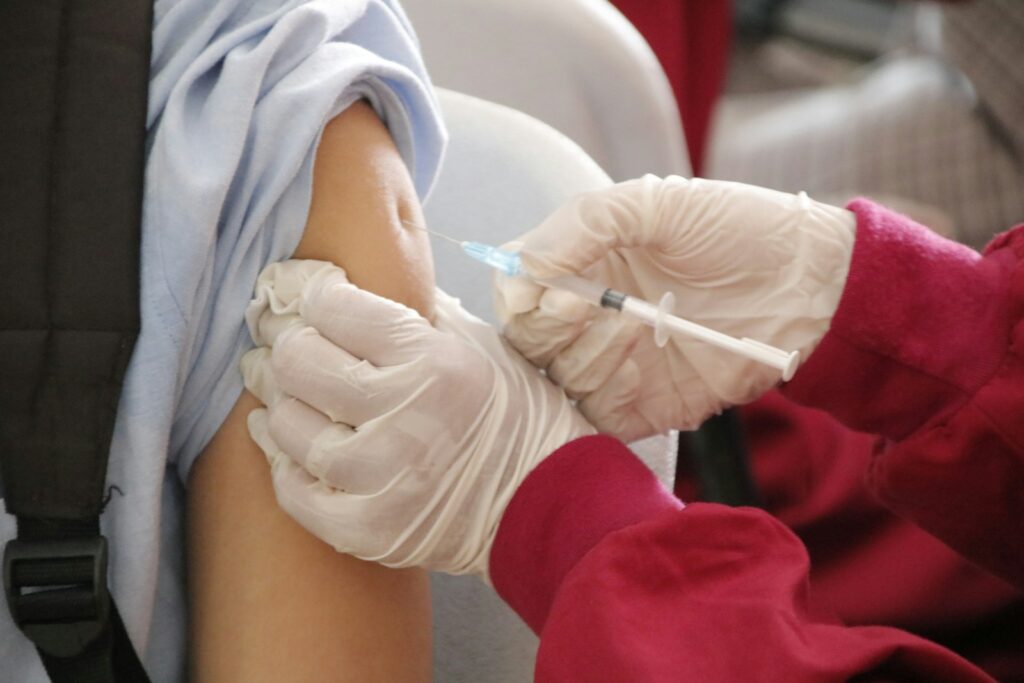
<box><xmin>425</xmin><ymin>88</ymin><xmax>676</xmax><ymax>681</ymax></box>
<box><xmin>403</xmin><ymin>0</ymin><xmax>690</xmax><ymax>181</ymax></box>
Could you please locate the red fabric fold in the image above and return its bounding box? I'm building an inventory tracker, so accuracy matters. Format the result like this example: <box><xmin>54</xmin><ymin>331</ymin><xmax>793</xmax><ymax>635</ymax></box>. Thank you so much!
<box><xmin>489</xmin><ymin>434</ymin><xmax>683</xmax><ymax>633</ymax></box>
<box><xmin>784</xmin><ymin>199</ymin><xmax>1015</xmax><ymax>441</ymax></box>
<box><xmin>492</xmin><ymin>439</ymin><xmax>990</xmax><ymax>681</ymax></box>
<box><xmin>785</xmin><ymin>200</ymin><xmax>1024</xmax><ymax>586</ymax></box>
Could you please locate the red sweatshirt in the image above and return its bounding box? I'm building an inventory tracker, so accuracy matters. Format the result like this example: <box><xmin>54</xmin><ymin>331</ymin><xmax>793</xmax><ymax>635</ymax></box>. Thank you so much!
<box><xmin>489</xmin><ymin>201</ymin><xmax>1024</xmax><ymax>681</ymax></box>
<box><xmin>725</xmin><ymin>392</ymin><xmax>1023</xmax><ymax>680</ymax></box>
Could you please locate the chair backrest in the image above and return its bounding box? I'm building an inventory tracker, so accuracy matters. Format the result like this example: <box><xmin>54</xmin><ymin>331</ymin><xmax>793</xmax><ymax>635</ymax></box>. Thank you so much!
<box><xmin>403</xmin><ymin>0</ymin><xmax>690</xmax><ymax>181</ymax></box>
<box><xmin>426</xmin><ymin>89</ymin><xmax>610</xmax><ymax>322</ymax></box>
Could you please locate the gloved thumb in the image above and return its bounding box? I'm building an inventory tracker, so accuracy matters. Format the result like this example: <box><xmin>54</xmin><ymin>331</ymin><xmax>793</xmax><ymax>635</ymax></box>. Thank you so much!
<box><xmin>300</xmin><ymin>268</ymin><xmax>439</xmax><ymax>368</ymax></box>
<box><xmin>493</xmin><ymin>175</ymin><xmax>667</xmax><ymax>321</ymax></box>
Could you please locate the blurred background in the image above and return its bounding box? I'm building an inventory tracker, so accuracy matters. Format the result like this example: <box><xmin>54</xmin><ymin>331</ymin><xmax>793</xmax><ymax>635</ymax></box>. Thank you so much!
<box><xmin>408</xmin><ymin>0</ymin><xmax>1022</xmax><ymax>249</ymax></box>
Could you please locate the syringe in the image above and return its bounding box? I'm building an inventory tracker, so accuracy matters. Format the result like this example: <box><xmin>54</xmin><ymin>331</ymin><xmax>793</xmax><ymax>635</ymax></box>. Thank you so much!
<box><xmin>411</xmin><ymin>224</ymin><xmax>799</xmax><ymax>380</ymax></box>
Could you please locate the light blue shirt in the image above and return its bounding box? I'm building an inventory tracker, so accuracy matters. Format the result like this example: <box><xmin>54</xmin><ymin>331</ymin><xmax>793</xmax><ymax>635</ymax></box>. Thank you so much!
<box><xmin>0</xmin><ymin>1</ymin><xmax>445</xmax><ymax>679</ymax></box>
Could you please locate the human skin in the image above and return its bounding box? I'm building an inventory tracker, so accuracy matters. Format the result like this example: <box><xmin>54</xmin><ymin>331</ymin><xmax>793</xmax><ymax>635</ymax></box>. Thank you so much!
<box><xmin>187</xmin><ymin>101</ymin><xmax>435</xmax><ymax>682</ymax></box>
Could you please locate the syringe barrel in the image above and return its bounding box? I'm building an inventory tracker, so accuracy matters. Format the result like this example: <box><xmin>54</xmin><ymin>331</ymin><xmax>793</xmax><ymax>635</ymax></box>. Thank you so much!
<box><xmin>532</xmin><ymin>273</ymin><xmax>801</xmax><ymax>380</ymax></box>
<box><xmin>621</xmin><ymin>297</ymin><xmax>799</xmax><ymax>377</ymax></box>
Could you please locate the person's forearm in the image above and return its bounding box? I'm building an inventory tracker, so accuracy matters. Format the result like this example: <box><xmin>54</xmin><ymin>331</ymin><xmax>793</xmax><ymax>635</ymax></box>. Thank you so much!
<box><xmin>783</xmin><ymin>201</ymin><xmax>1024</xmax><ymax>586</ymax></box>
<box><xmin>187</xmin><ymin>101</ymin><xmax>435</xmax><ymax>682</ymax></box>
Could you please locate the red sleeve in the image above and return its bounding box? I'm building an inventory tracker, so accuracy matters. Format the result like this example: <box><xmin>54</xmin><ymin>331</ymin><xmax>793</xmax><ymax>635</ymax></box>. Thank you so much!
<box><xmin>489</xmin><ymin>435</ymin><xmax>991</xmax><ymax>682</ymax></box>
<box><xmin>783</xmin><ymin>200</ymin><xmax>1024</xmax><ymax>587</ymax></box>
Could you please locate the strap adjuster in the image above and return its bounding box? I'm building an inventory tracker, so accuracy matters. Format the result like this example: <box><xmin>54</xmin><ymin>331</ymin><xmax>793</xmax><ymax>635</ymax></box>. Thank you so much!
<box><xmin>3</xmin><ymin>536</ymin><xmax>111</xmax><ymax>658</ymax></box>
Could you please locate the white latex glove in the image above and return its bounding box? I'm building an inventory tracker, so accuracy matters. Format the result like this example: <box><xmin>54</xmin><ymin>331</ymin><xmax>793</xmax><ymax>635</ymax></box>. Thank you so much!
<box><xmin>495</xmin><ymin>175</ymin><xmax>856</xmax><ymax>441</ymax></box>
<box><xmin>241</xmin><ymin>260</ymin><xmax>595</xmax><ymax>576</ymax></box>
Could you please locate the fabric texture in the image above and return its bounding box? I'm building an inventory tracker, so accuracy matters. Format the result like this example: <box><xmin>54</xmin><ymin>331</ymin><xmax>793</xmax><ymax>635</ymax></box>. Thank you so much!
<box><xmin>491</xmin><ymin>438</ymin><xmax>992</xmax><ymax>681</ymax></box>
<box><xmin>0</xmin><ymin>1</ymin><xmax>444</xmax><ymax>680</ymax></box>
<box><xmin>784</xmin><ymin>199</ymin><xmax>1024</xmax><ymax>587</ymax></box>
<box><xmin>490</xmin><ymin>434</ymin><xmax>684</xmax><ymax>633</ymax></box>
<box><xmin>741</xmin><ymin>392</ymin><xmax>1021</xmax><ymax>621</ymax></box>
<box><xmin>490</xmin><ymin>201</ymin><xmax>1024</xmax><ymax>681</ymax></box>
<box><xmin>709</xmin><ymin>392</ymin><xmax>1024</xmax><ymax>680</ymax></box>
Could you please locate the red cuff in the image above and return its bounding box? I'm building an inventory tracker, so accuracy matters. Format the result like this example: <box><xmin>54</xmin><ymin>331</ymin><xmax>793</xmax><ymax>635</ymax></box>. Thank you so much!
<box><xmin>783</xmin><ymin>199</ymin><xmax>1018</xmax><ymax>440</ymax></box>
<box><xmin>489</xmin><ymin>435</ymin><xmax>683</xmax><ymax>634</ymax></box>
<box><xmin>865</xmin><ymin>224</ymin><xmax>1024</xmax><ymax>586</ymax></box>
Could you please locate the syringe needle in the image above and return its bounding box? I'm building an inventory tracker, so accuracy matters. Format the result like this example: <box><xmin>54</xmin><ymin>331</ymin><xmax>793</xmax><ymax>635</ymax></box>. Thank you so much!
<box><xmin>401</xmin><ymin>219</ymin><xmax>463</xmax><ymax>247</ymax></box>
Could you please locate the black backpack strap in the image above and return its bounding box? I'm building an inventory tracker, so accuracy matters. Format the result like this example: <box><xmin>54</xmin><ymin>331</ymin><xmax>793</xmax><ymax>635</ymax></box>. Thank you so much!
<box><xmin>0</xmin><ymin>1</ymin><xmax>152</xmax><ymax>680</ymax></box>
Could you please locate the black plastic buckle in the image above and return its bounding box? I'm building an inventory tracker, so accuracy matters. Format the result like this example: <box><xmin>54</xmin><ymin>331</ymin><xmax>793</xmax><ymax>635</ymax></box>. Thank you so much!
<box><xmin>3</xmin><ymin>536</ymin><xmax>110</xmax><ymax>658</ymax></box>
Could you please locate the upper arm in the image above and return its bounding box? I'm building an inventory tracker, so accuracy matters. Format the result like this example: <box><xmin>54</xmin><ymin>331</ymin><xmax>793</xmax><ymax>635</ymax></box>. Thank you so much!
<box><xmin>187</xmin><ymin>101</ymin><xmax>436</xmax><ymax>682</ymax></box>
<box><xmin>296</xmin><ymin>101</ymin><xmax>435</xmax><ymax>316</ymax></box>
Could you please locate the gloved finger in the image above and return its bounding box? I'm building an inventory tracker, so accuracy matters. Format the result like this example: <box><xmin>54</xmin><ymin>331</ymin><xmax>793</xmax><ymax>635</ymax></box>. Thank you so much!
<box><xmin>267</xmin><ymin>397</ymin><xmax>410</xmax><ymax>494</ymax></box>
<box><xmin>271</xmin><ymin>325</ymin><xmax>412</xmax><ymax>427</ymax></box>
<box><xmin>669</xmin><ymin>383</ymin><xmax>724</xmax><ymax>432</ymax></box>
<box><xmin>576</xmin><ymin>359</ymin><xmax>658</xmax><ymax>442</ymax></box>
<box><xmin>503</xmin><ymin>310</ymin><xmax>587</xmax><ymax>370</ymax></box>
<box><xmin>266</xmin><ymin>450</ymin><xmax>390</xmax><ymax>561</ymax></box>
<box><xmin>240</xmin><ymin>346</ymin><xmax>285</xmax><ymax>408</ymax></box>
<box><xmin>547</xmin><ymin>312</ymin><xmax>644</xmax><ymax>399</ymax></box>
<box><xmin>251</xmin><ymin>310</ymin><xmax>303</xmax><ymax>351</ymax></box>
<box><xmin>489</xmin><ymin>241</ymin><xmax>540</xmax><ymax>325</ymax></box>
<box><xmin>514</xmin><ymin>175</ymin><xmax>670</xmax><ymax>280</ymax></box>
<box><xmin>246</xmin><ymin>260</ymin><xmax>344</xmax><ymax>346</ymax></box>
<box><xmin>247</xmin><ymin>407</ymin><xmax>285</xmax><ymax>467</ymax></box>
<box><xmin>538</xmin><ymin>286</ymin><xmax>595</xmax><ymax>323</ymax></box>
<box><xmin>300</xmin><ymin>268</ymin><xmax>437</xmax><ymax>367</ymax></box>
<box><xmin>431</xmin><ymin>287</ymin><xmax>490</xmax><ymax>334</ymax></box>
<box><xmin>493</xmin><ymin>272</ymin><xmax>546</xmax><ymax>324</ymax></box>
<box><xmin>501</xmin><ymin>289</ymin><xmax>597</xmax><ymax>368</ymax></box>
<box><xmin>266</xmin><ymin>397</ymin><xmax>352</xmax><ymax>480</ymax></box>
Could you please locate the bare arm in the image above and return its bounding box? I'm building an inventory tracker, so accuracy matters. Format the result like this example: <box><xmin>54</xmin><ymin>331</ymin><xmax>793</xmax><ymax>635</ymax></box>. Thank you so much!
<box><xmin>187</xmin><ymin>101</ymin><xmax>435</xmax><ymax>682</ymax></box>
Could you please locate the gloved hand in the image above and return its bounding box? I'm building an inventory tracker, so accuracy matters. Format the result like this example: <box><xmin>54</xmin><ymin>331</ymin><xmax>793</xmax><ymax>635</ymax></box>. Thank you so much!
<box><xmin>495</xmin><ymin>175</ymin><xmax>856</xmax><ymax>441</ymax></box>
<box><xmin>241</xmin><ymin>260</ymin><xmax>595</xmax><ymax>576</ymax></box>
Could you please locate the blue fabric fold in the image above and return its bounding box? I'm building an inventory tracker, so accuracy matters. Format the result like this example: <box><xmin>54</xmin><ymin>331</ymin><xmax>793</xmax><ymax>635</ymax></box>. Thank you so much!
<box><xmin>141</xmin><ymin>0</ymin><xmax>445</xmax><ymax>479</ymax></box>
